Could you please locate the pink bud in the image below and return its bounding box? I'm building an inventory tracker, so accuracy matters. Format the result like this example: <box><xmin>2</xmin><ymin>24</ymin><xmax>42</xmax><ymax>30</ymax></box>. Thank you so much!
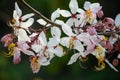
<box><xmin>104</xmin><ymin>18</ymin><xmax>114</xmax><ymax>25</ymax></box>
<box><xmin>1</xmin><ymin>34</ymin><xmax>14</xmax><ymax>47</ymax></box>
<box><xmin>97</xmin><ymin>10</ymin><xmax>104</xmax><ymax>19</ymax></box>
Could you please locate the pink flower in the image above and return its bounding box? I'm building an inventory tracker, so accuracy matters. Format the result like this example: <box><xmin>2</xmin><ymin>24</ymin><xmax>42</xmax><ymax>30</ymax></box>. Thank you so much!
<box><xmin>10</xmin><ymin>42</ymin><xmax>34</xmax><ymax>64</ymax></box>
<box><xmin>87</xmin><ymin>26</ymin><xmax>97</xmax><ymax>36</ymax></box>
<box><xmin>1</xmin><ymin>34</ymin><xmax>14</xmax><ymax>47</ymax></box>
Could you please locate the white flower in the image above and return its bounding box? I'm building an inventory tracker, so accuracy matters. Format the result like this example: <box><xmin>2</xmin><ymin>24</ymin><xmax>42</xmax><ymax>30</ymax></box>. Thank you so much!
<box><xmin>67</xmin><ymin>40</ymin><xmax>84</xmax><ymax>65</ymax></box>
<box><xmin>59</xmin><ymin>0</ymin><xmax>81</xmax><ymax>27</ymax></box>
<box><xmin>115</xmin><ymin>13</ymin><xmax>120</xmax><ymax>27</ymax></box>
<box><xmin>78</xmin><ymin>1</ymin><xmax>102</xmax><ymax>27</ymax></box>
<box><xmin>10</xmin><ymin>2</ymin><xmax>34</xmax><ymax>32</ymax></box>
<box><xmin>38</xmin><ymin>31</ymin><xmax>63</xmax><ymax>57</ymax></box>
<box><xmin>60</xmin><ymin>22</ymin><xmax>84</xmax><ymax>56</ymax></box>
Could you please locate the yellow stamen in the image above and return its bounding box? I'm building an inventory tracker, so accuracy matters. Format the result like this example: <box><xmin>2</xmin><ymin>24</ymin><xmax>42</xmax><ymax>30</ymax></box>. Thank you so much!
<box><xmin>3</xmin><ymin>43</ymin><xmax>15</xmax><ymax>57</ymax></box>
<box><xmin>30</xmin><ymin>56</ymin><xmax>41</xmax><ymax>73</ymax></box>
<box><xmin>95</xmin><ymin>61</ymin><xmax>105</xmax><ymax>71</ymax></box>
<box><xmin>86</xmin><ymin>9</ymin><xmax>92</xmax><ymax>17</ymax></box>
<box><xmin>101</xmin><ymin>36</ymin><xmax>108</xmax><ymax>41</ymax></box>
<box><xmin>11</xmin><ymin>19</ymin><xmax>16</xmax><ymax>24</ymax></box>
<box><xmin>68</xmin><ymin>36</ymin><xmax>76</xmax><ymax>49</ymax></box>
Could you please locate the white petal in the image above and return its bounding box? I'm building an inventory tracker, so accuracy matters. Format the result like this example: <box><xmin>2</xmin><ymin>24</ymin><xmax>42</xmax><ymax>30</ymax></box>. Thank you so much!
<box><xmin>37</xmin><ymin>19</ymin><xmax>47</xmax><ymax>26</ymax></box>
<box><xmin>66</xmin><ymin>18</ymin><xmax>74</xmax><ymax>27</ymax></box>
<box><xmin>53</xmin><ymin>46</ymin><xmax>63</xmax><ymax>57</ymax></box>
<box><xmin>59</xmin><ymin>10</ymin><xmax>71</xmax><ymax>17</ymax></box>
<box><xmin>47</xmin><ymin>38</ymin><xmax>59</xmax><ymax>47</ymax></box>
<box><xmin>31</xmin><ymin>44</ymin><xmax>42</xmax><ymax>53</ymax></box>
<box><xmin>115</xmin><ymin>13</ymin><xmax>120</xmax><ymax>27</ymax></box>
<box><xmin>51</xmin><ymin>46</ymin><xmax>63</xmax><ymax>57</ymax></box>
<box><xmin>90</xmin><ymin>3</ymin><xmax>101</xmax><ymax>13</ymax></box>
<box><xmin>15</xmin><ymin>2</ymin><xmax>22</xmax><ymax>17</ymax></box>
<box><xmin>69</xmin><ymin>0</ymin><xmax>79</xmax><ymax>14</ymax></box>
<box><xmin>39</xmin><ymin>31</ymin><xmax>47</xmax><ymax>46</ymax></box>
<box><xmin>13</xmin><ymin>10</ymin><xmax>19</xmax><ymax>21</ymax></box>
<box><xmin>117</xmin><ymin>54</ymin><xmax>120</xmax><ymax>59</ymax></box>
<box><xmin>24</xmin><ymin>50</ymin><xmax>35</xmax><ymax>56</ymax></box>
<box><xmin>20</xmin><ymin>18</ymin><xmax>34</xmax><ymax>29</ymax></box>
<box><xmin>74</xmin><ymin>19</ymin><xmax>80</xmax><ymax>27</ymax></box>
<box><xmin>15</xmin><ymin>29</ymin><xmax>30</xmax><ymax>42</ymax></box>
<box><xmin>40</xmin><ymin>57</ymin><xmax>50</xmax><ymax>66</ymax></box>
<box><xmin>21</xmin><ymin>13</ymin><xmax>34</xmax><ymax>21</ymax></box>
<box><xmin>62</xmin><ymin>23</ymin><xmax>75</xmax><ymax>36</ymax></box>
<box><xmin>55</xmin><ymin>20</ymin><xmax>64</xmax><ymax>25</ymax></box>
<box><xmin>74</xmin><ymin>40</ymin><xmax>84</xmax><ymax>52</ymax></box>
<box><xmin>84</xmin><ymin>1</ymin><xmax>91</xmax><ymax>10</ymax></box>
<box><xmin>51</xmin><ymin>8</ymin><xmax>60</xmax><ymax>21</ymax></box>
<box><xmin>60</xmin><ymin>37</ymin><xmax>70</xmax><ymax>48</ymax></box>
<box><xmin>77</xmin><ymin>8</ymin><xmax>85</xmax><ymax>14</ymax></box>
<box><xmin>51</xmin><ymin>26</ymin><xmax>61</xmax><ymax>39</ymax></box>
<box><xmin>68</xmin><ymin>53</ymin><xmax>80</xmax><ymax>65</ymax></box>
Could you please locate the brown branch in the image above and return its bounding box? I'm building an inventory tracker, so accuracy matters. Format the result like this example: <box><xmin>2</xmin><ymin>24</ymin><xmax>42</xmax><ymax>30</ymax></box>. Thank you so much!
<box><xmin>20</xmin><ymin>0</ymin><xmax>120</xmax><ymax>36</ymax></box>
<box><xmin>98</xmin><ymin>31</ymin><xmax>120</xmax><ymax>36</ymax></box>
<box><xmin>20</xmin><ymin>0</ymin><xmax>61</xmax><ymax>28</ymax></box>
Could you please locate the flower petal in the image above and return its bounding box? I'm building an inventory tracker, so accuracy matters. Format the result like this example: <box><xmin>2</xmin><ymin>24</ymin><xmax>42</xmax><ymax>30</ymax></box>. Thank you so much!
<box><xmin>68</xmin><ymin>53</ymin><xmax>80</xmax><ymax>65</ymax></box>
<box><xmin>51</xmin><ymin>8</ymin><xmax>60</xmax><ymax>21</ymax></box>
<box><xmin>13</xmin><ymin>10</ymin><xmax>19</xmax><ymax>21</ymax></box>
<box><xmin>31</xmin><ymin>44</ymin><xmax>42</xmax><ymax>53</ymax></box>
<box><xmin>60</xmin><ymin>37</ymin><xmax>70</xmax><ymax>48</ymax></box>
<box><xmin>13</xmin><ymin>48</ymin><xmax>21</xmax><ymax>64</ymax></box>
<box><xmin>15</xmin><ymin>29</ymin><xmax>30</xmax><ymax>42</ymax></box>
<box><xmin>37</xmin><ymin>19</ymin><xmax>47</xmax><ymax>26</ymax></box>
<box><xmin>21</xmin><ymin>13</ymin><xmax>34</xmax><ymax>21</ymax></box>
<box><xmin>38</xmin><ymin>31</ymin><xmax>47</xmax><ymax>46</ymax></box>
<box><xmin>84</xmin><ymin>1</ymin><xmax>91</xmax><ymax>10</ymax></box>
<box><xmin>47</xmin><ymin>38</ymin><xmax>59</xmax><ymax>47</ymax></box>
<box><xmin>15</xmin><ymin>2</ymin><xmax>22</xmax><ymax>17</ymax></box>
<box><xmin>53</xmin><ymin>46</ymin><xmax>63</xmax><ymax>57</ymax></box>
<box><xmin>59</xmin><ymin>10</ymin><xmax>71</xmax><ymax>17</ymax></box>
<box><xmin>90</xmin><ymin>3</ymin><xmax>101</xmax><ymax>13</ymax></box>
<box><xmin>69</xmin><ymin>0</ymin><xmax>79</xmax><ymax>14</ymax></box>
<box><xmin>117</xmin><ymin>54</ymin><xmax>120</xmax><ymax>59</ymax></box>
<box><xmin>74</xmin><ymin>40</ymin><xmax>84</xmax><ymax>52</ymax></box>
<box><xmin>115</xmin><ymin>13</ymin><xmax>120</xmax><ymax>27</ymax></box>
<box><xmin>51</xmin><ymin>26</ymin><xmax>61</xmax><ymax>39</ymax></box>
<box><xmin>62</xmin><ymin>23</ymin><xmax>75</xmax><ymax>36</ymax></box>
<box><xmin>20</xmin><ymin>18</ymin><xmax>34</xmax><ymax>29</ymax></box>
<box><xmin>66</xmin><ymin>18</ymin><xmax>74</xmax><ymax>27</ymax></box>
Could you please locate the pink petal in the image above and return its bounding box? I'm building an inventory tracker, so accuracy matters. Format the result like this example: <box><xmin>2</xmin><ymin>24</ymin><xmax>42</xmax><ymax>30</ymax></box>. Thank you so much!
<box><xmin>13</xmin><ymin>48</ymin><xmax>21</xmax><ymax>64</ymax></box>
<box><xmin>1</xmin><ymin>34</ymin><xmax>14</xmax><ymax>47</ymax></box>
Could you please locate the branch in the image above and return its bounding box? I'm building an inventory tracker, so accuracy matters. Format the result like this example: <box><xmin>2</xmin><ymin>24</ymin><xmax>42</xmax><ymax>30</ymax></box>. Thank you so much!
<box><xmin>20</xmin><ymin>0</ymin><xmax>120</xmax><ymax>36</ymax></box>
<box><xmin>20</xmin><ymin>0</ymin><xmax>61</xmax><ymax>27</ymax></box>
<box><xmin>98</xmin><ymin>31</ymin><xmax>120</xmax><ymax>36</ymax></box>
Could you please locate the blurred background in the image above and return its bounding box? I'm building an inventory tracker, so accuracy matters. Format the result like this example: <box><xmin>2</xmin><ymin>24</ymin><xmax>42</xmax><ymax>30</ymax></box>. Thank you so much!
<box><xmin>0</xmin><ymin>0</ymin><xmax>120</xmax><ymax>80</ymax></box>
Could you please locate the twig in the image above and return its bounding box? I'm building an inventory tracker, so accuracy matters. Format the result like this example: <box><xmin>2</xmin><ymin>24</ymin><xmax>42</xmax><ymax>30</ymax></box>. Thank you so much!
<box><xmin>98</xmin><ymin>31</ymin><xmax>120</xmax><ymax>36</ymax></box>
<box><xmin>20</xmin><ymin>0</ymin><xmax>120</xmax><ymax>36</ymax></box>
<box><xmin>20</xmin><ymin>0</ymin><xmax>61</xmax><ymax>28</ymax></box>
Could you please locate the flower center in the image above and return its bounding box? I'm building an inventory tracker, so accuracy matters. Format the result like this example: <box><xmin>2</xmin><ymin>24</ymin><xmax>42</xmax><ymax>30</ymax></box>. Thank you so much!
<box><xmin>71</xmin><ymin>14</ymin><xmax>77</xmax><ymax>19</ymax></box>
<box><xmin>86</xmin><ymin>9</ymin><xmax>92</xmax><ymax>17</ymax></box>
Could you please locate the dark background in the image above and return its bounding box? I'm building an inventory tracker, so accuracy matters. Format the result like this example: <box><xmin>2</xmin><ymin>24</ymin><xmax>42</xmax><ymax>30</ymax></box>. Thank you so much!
<box><xmin>0</xmin><ymin>0</ymin><xmax>120</xmax><ymax>80</ymax></box>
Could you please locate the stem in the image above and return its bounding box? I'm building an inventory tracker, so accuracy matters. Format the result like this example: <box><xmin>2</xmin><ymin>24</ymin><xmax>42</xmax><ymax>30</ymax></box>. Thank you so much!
<box><xmin>98</xmin><ymin>31</ymin><xmax>120</xmax><ymax>36</ymax></box>
<box><xmin>20</xmin><ymin>0</ymin><xmax>61</xmax><ymax>27</ymax></box>
<box><xmin>20</xmin><ymin>0</ymin><xmax>120</xmax><ymax>36</ymax></box>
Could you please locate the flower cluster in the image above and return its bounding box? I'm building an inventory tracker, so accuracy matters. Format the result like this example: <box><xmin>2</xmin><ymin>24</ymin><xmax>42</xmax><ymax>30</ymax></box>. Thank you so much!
<box><xmin>1</xmin><ymin>0</ymin><xmax>120</xmax><ymax>73</ymax></box>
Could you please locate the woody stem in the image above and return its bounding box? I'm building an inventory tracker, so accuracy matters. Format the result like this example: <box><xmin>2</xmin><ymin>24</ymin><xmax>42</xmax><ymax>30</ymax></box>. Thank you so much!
<box><xmin>20</xmin><ymin>0</ymin><xmax>61</xmax><ymax>27</ymax></box>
